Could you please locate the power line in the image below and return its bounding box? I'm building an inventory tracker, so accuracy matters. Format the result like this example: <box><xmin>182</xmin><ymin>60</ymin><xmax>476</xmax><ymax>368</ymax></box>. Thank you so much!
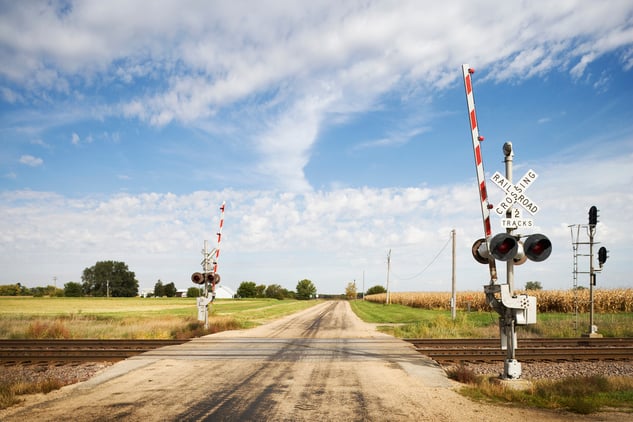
<box><xmin>390</xmin><ymin>233</ymin><xmax>452</xmax><ymax>281</ymax></box>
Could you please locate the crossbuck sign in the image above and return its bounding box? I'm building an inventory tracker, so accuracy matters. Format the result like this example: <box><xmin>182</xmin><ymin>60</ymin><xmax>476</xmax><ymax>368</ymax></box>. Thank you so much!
<box><xmin>490</xmin><ymin>169</ymin><xmax>540</xmax><ymax>228</ymax></box>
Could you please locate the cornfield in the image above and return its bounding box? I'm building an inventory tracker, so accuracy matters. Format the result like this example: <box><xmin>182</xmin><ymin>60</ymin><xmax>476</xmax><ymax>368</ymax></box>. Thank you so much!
<box><xmin>365</xmin><ymin>288</ymin><xmax>633</xmax><ymax>313</ymax></box>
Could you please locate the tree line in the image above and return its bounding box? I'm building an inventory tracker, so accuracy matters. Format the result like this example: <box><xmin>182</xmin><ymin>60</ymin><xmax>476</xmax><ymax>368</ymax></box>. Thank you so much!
<box><xmin>3</xmin><ymin>259</ymin><xmax>388</xmax><ymax>300</ymax></box>
<box><xmin>236</xmin><ymin>279</ymin><xmax>317</xmax><ymax>300</ymax></box>
<box><xmin>2</xmin><ymin>261</ymin><xmax>139</xmax><ymax>298</ymax></box>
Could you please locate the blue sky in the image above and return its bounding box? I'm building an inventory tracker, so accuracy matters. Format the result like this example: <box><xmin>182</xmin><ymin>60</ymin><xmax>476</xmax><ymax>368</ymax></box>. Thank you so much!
<box><xmin>1</xmin><ymin>1</ymin><xmax>632</xmax><ymax>295</ymax></box>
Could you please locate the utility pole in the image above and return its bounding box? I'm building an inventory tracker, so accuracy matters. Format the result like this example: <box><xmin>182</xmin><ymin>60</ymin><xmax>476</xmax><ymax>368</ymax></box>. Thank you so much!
<box><xmin>451</xmin><ymin>229</ymin><xmax>456</xmax><ymax>320</ymax></box>
<box><xmin>362</xmin><ymin>270</ymin><xmax>365</xmax><ymax>300</ymax></box>
<box><xmin>385</xmin><ymin>249</ymin><xmax>391</xmax><ymax>305</ymax></box>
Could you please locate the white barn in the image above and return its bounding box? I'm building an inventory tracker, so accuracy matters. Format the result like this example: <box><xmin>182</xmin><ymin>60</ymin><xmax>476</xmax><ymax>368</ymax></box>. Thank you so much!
<box><xmin>213</xmin><ymin>285</ymin><xmax>236</xmax><ymax>299</ymax></box>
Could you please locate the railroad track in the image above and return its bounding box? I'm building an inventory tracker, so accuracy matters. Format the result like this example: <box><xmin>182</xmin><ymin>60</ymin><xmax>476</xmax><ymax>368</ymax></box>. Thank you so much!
<box><xmin>405</xmin><ymin>337</ymin><xmax>633</xmax><ymax>363</ymax></box>
<box><xmin>1</xmin><ymin>338</ymin><xmax>631</xmax><ymax>366</ymax></box>
<box><xmin>0</xmin><ymin>339</ymin><xmax>189</xmax><ymax>365</ymax></box>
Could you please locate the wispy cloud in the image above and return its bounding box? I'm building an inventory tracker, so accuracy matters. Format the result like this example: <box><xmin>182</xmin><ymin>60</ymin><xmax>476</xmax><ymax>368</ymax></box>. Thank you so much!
<box><xmin>1</xmin><ymin>1</ymin><xmax>632</xmax><ymax>294</ymax></box>
<box><xmin>1</xmin><ymin>1</ymin><xmax>632</xmax><ymax>191</ymax></box>
<box><xmin>1</xmin><ymin>142</ymin><xmax>631</xmax><ymax>292</ymax></box>
<box><xmin>19</xmin><ymin>155</ymin><xmax>43</xmax><ymax>167</ymax></box>
<box><xmin>354</xmin><ymin>127</ymin><xmax>430</xmax><ymax>150</ymax></box>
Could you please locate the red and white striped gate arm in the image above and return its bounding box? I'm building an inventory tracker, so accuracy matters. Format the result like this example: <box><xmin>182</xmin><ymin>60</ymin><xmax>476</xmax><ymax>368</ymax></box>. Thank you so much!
<box><xmin>213</xmin><ymin>201</ymin><xmax>225</xmax><ymax>273</ymax></box>
<box><xmin>462</xmin><ymin>64</ymin><xmax>492</xmax><ymax>239</ymax></box>
<box><xmin>462</xmin><ymin>65</ymin><xmax>498</xmax><ymax>281</ymax></box>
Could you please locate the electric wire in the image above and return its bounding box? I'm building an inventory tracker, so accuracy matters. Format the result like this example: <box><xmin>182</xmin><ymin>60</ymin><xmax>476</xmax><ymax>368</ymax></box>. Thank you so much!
<box><xmin>390</xmin><ymin>233</ymin><xmax>452</xmax><ymax>281</ymax></box>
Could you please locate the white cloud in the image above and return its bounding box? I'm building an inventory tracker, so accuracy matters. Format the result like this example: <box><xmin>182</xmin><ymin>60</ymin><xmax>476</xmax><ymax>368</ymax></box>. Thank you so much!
<box><xmin>0</xmin><ymin>1</ymin><xmax>632</xmax><ymax>295</ymax></box>
<box><xmin>19</xmin><ymin>155</ymin><xmax>43</xmax><ymax>167</ymax></box>
<box><xmin>2</xmin><ymin>1</ymin><xmax>632</xmax><ymax>191</ymax></box>
<box><xmin>1</xmin><ymin>142</ymin><xmax>631</xmax><ymax>293</ymax></box>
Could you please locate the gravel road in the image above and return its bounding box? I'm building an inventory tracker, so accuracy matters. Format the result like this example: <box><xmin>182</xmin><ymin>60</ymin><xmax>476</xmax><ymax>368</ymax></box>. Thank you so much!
<box><xmin>1</xmin><ymin>301</ymin><xmax>629</xmax><ymax>421</ymax></box>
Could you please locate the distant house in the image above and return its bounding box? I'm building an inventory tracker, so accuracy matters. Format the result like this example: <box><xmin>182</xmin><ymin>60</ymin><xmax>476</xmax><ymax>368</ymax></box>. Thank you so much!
<box><xmin>174</xmin><ymin>285</ymin><xmax>236</xmax><ymax>298</ymax></box>
<box><xmin>214</xmin><ymin>285</ymin><xmax>236</xmax><ymax>299</ymax></box>
<box><xmin>139</xmin><ymin>289</ymin><xmax>153</xmax><ymax>298</ymax></box>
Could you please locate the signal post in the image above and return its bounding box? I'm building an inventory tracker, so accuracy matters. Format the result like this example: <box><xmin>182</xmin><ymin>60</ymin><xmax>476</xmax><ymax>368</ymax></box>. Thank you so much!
<box><xmin>191</xmin><ymin>202</ymin><xmax>225</xmax><ymax>329</ymax></box>
<box><xmin>463</xmin><ymin>65</ymin><xmax>551</xmax><ymax>380</ymax></box>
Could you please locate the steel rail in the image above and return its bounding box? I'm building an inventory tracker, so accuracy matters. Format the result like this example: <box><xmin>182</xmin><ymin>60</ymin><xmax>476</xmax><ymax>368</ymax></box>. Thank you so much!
<box><xmin>0</xmin><ymin>339</ymin><xmax>189</xmax><ymax>364</ymax></box>
<box><xmin>405</xmin><ymin>338</ymin><xmax>633</xmax><ymax>363</ymax></box>
<box><xmin>406</xmin><ymin>338</ymin><xmax>633</xmax><ymax>348</ymax></box>
<box><xmin>2</xmin><ymin>338</ymin><xmax>631</xmax><ymax>365</ymax></box>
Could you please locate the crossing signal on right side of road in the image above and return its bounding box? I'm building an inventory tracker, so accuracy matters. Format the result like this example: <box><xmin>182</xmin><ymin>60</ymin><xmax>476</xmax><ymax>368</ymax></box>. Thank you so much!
<box><xmin>472</xmin><ymin>233</ymin><xmax>551</xmax><ymax>264</ymax></box>
<box><xmin>471</xmin><ymin>238</ymin><xmax>490</xmax><ymax>264</ymax></box>
<box><xmin>523</xmin><ymin>234</ymin><xmax>553</xmax><ymax>262</ymax></box>
<box><xmin>489</xmin><ymin>233</ymin><xmax>519</xmax><ymax>261</ymax></box>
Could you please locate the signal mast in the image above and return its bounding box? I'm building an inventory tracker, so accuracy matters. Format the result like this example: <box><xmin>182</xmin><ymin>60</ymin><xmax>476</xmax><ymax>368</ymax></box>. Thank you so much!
<box><xmin>462</xmin><ymin>65</ymin><xmax>551</xmax><ymax>380</ymax></box>
<box><xmin>191</xmin><ymin>201</ymin><xmax>225</xmax><ymax>329</ymax></box>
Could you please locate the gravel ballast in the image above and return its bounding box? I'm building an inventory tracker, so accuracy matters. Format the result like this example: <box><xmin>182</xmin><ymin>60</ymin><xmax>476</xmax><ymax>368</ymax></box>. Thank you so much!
<box><xmin>444</xmin><ymin>360</ymin><xmax>633</xmax><ymax>380</ymax></box>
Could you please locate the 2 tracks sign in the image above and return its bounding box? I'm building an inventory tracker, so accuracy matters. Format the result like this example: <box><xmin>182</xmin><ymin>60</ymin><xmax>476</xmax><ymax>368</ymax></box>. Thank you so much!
<box><xmin>489</xmin><ymin>169</ymin><xmax>540</xmax><ymax>228</ymax></box>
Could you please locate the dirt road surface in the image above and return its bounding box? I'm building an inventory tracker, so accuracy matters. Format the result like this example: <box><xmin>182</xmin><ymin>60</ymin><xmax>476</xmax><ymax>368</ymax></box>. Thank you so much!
<box><xmin>1</xmin><ymin>301</ymin><xmax>624</xmax><ymax>421</ymax></box>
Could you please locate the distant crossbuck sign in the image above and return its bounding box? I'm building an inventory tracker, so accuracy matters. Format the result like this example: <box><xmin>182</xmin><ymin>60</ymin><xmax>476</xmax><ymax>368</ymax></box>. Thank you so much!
<box><xmin>490</xmin><ymin>169</ymin><xmax>540</xmax><ymax>217</ymax></box>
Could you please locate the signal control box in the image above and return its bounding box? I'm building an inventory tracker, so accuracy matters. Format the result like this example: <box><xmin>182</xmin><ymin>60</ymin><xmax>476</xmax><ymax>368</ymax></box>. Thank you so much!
<box><xmin>485</xmin><ymin>283</ymin><xmax>537</xmax><ymax>325</ymax></box>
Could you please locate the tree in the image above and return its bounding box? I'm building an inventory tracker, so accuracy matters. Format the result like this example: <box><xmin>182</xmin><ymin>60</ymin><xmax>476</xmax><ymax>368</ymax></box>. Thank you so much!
<box><xmin>31</xmin><ymin>285</ymin><xmax>64</xmax><ymax>297</ymax></box>
<box><xmin>154</xmin><ymin>280</ymin><xmax>165</xmax><ymax>297</ymax></box>
<box><xmin>237</xmin><ymin>281</ymin><xmax>257</xmax><ymax>298</ymax></box>
<box><xmin>265</xmin><ymin>284</ymin><xmax>285</xmax><ymax>300</ymax></box>
<box><xmin>81</xmin><ymin>261</ymin><xmax>139</xmax><ymax>297</ymax></box>
<box><xmin>255</xmin><ymin>284</ymin><xmax>266</xmax><ymax>298</ymax></box>
<box><xmin>64</xmin><ymin>282</ymin><xmax>83</xmax><ymax>297</ymax></box>
<box><xmin>0</xmin><ymin>284</ymin><xmax>21</xmax><ymax>296</ymax></box>
<box><xmin>164</xmin><ymin>282</ymin><xmax>177</xmax><ymax>297</ymax></box>
<box><xmin>296</xmin><ymin>279</ymin><xmax>316</xmax><ymax>300</ymax></box>
<box><xmin>345</xmin><ymin>282</ymin><xmax>357</xmax><ymax>300</ymax></box>
<box><xmin>525</xmin><ymin>281</ymin><xmax>542</xmax><ymax>291</ymax></box>
<box><xmin>187</xmin><ymin>287</ymin><xmax>202</xmax><ymax>297</ymax></box>
<box><xmin>282</xmin><ymin>288</ymin><xmax>295</xmax><ymax>299</ymax></box>
<box><xmin>366</xmin><ymin>285</ymin><xmax>387</xmax><ymax>295</ymax></box>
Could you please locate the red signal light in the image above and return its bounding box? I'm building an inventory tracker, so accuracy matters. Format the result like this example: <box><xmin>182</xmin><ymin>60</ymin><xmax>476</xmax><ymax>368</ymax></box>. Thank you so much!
<box><xmin>489</xmin><ymin>233</ymin><xmax>519</xmax><ymax>261</ymax></box>
<box><xmin>523</xmin><ymin>234</ymin><xmax>552</xmax><ymax>262</ymax></box>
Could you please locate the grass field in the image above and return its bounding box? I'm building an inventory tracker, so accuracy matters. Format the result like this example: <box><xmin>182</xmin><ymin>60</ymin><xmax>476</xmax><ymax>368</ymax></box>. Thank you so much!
<box><xmin>350</xmin><ymin>299</ymin><xmax>633</xmax><ymax>414</ymax></box>
<box><xmin>350</xmin><ymin>299</ymin><xmax>633</xmax><ymax>338</ymax></box>
<box><xmin>0</xmin><ymin>297</ymin><xmax>321</xmax><ymax>339</ymax></box>
<box><xmin>1</xmin><ymin>296</ymin><xmax>632</xmax><ymax>414</ymax></box>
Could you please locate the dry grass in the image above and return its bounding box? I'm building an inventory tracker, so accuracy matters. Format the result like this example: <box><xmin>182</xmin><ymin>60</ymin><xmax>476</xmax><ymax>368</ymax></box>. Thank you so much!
<box><xmin>366</xmin><ymin>288</ymin><xmax>633</xmax><ymax>313</ymax></box>
<box><xmin>0</xmin><ymin>378</ymin><xmax>67</xmax><ymax>409</ymax></box>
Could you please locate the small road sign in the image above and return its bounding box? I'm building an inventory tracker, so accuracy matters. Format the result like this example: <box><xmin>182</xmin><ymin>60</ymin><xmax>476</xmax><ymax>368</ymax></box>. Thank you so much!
<box><xmin>490</xmin><ymin>169</ymin><xmax>540</xmax><ymax>216</ymax></box>
<box><xmin>501</xmin><ymin>218</ymin><xmax>534</xmax><ymax>229</ymax></box>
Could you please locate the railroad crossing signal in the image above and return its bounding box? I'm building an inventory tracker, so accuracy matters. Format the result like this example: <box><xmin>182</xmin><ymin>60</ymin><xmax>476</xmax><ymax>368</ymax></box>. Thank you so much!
<box><xmin>191</xmin><ymin>272</ymin><xmax>204</xmax><ymax>284</ymax></box>
<box><xmin>523</xmin><ymin>234</ymin><xmax>552</xmax><ymax>262</ymax></box>
<box><xmin>490</xmin><ymin>169</ymin><xmax>539</xmax><ymax>215</ymax></box>
<box><xmin>472</xmin><ymin>233</ymin><xmax>552</xmax><ymax>265</ymax></box>
<box><xmin>191</xmin><ymin>272</ymin><xmax>221</xmax><ymax>285</ymax></box>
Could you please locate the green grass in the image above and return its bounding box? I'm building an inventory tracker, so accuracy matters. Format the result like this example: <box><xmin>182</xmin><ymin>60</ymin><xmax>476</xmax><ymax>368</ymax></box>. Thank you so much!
<box><xmin>2</xmin><ymin>297</ymin><xmax>632</xmax><ymax>415</ymax></box>
<box><xmin>350</xmin><ymin>299</ymin><xmax>633</xmax><ymax>338</ymax></box>
<box><xmin>451</xmin><ymin>369</ymin><xmax>633</xmax><ymax>415</ymax></box>
<box><xmin>351</xmin><ymin>299</ymin><xmax>501</xmax><ymax>338</ymax></box>
<box><xmin>0</xmin><ymin>297</ymin><xmax>322</xmax><ymax>339</ymax></box>
<box><xmin>351</xmin><ymin>299</ymin><xmax>633</xmax><ymax>415</ymax></box>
